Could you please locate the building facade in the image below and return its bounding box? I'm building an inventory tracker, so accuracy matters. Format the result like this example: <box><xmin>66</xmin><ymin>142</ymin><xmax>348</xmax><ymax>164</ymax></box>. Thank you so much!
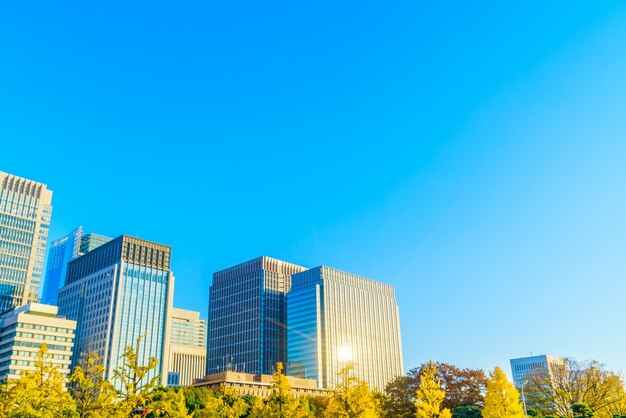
<box><xmin>207</xmin><ymin>256</ymin><xmax>307</xmax><ymax>375</ymax></box>
<box><xmin>41</xmin><ymin>226</ymin><xmax>111</xmax><ymax>305</ymax></box>
<box><xmin>287</xmin><ymin>266</ymin><xmax>403</xmax><ymax>391</ymax></box>
<box><xmin>0</xmin><ymin>303</ymin><xmax>76</xmax><ymax>383</ymax></box>
<box><xmin>0</xmin><ymin>172</ymin><xmax>53</xmax><ymax>313</ymax></box>
<box><xmin>58</xmin><ymin>235</ymin><xmax>174</xmax><ymax>387</ymax></box>
<box><xmin>192</xmin><ymin>370</ymin><xmax>327</xmax><ymax>398</ymax></box>
<box><xmin>168</xmin><ymin>307</ymin><xmax>206</xmax><ymax>386</ymax></box>
<box><xmin>510</xmin><ymin>354</ymin><xmax>566</xmax><ymax>388</ymax></box>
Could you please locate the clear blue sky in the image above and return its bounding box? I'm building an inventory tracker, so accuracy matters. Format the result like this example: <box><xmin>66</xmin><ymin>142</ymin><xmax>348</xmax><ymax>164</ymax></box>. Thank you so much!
<box><xmin>2</xmin><ymin>1</ymin><xmax>626</xmax><ymax>376</ymax></box>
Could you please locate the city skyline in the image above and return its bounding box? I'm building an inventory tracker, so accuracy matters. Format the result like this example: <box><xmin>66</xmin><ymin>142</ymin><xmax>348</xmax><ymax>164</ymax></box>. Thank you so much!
<box><xmin>3</xmin><ymin>1</ymin><xmax>626</xmax><ymax>379</ymax></box>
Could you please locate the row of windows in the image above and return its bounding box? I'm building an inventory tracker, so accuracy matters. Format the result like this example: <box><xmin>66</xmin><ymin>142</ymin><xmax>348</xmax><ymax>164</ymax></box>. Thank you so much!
<box><xmin>0</xmin><ymin>253</ymin><xmax>29</xmax><ymax>270</ymax></box>
<box><xmin>0</xmin><ymin>213</ymin><xmax>36</xmax><ymax>233</ymax></box>
<box><xmin>0</xmin><ymin>189</ymin><xmax>45</xmax><ymax>219</ymax></box>
<box><xmin>0</xmin><ymin>240</ymin><xmax>31</xmax><ymax>258</ymax></box>
<box><xmin>15</xmin><ymin>332</ymin><xmax>72</xmax><ymax>342</ymax></box>
<box><xmin>5</xmin><ymin>340</ymin><xmax>72</xmax><ymax>352</ymax></box>
<box><xmin>18</xmin><ymin>323</ymin><xmax>74</xmax><ymax>334</ymax></box>
<box><xmin>11</xmin><ymin>350</ymin><xmax>71</xmax><ymax>360</ymax></box>
<box><xmin>0</xmin><ymin>266</ymin><xmax>27</xmax><ymax>284</ymax></box>
<box><xmin>0</xmin><ymin>227</ymin><xmax>34</xmax><ymax>245</ymax></box>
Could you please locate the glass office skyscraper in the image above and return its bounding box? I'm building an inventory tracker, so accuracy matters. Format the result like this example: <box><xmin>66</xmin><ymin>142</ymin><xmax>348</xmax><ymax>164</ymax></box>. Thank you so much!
<box><xmin>207</xmin><ymin>256</ymin><xmax>306</xmax><ymax>375</ymax></box>
<box><xmin>0</xmin><ymin>171</ymin><xmax>53</xmax><ymax>313</ymax></box>
<box><xmin>41</xmin><ymin>226</ymin><xmax>111</xmax><ymax>305</ymax></box>
<box><xmin>287</xmin><ymin>266</ymin><xmax>403</xmax><ymax>390</ymax></box>
<box><xmin>58</xmin><ymin>235</ymin><xmax>174</xmax><ymax>387</ymax></box>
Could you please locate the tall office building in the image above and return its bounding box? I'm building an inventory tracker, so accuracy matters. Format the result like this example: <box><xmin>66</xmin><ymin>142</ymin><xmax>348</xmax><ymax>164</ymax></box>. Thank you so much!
<box><xmin>58</xmin><ymin>235</ymin><xmax>174</xmax><ymax>387</ymax></box>
<box><xmin>207</xmin><ymin>256</ymin><xmax>307</xmax><ymax>375</ymax></box>
<box><xmin>0</xmin><ymin>303</ymin><xmax>76</xmax><ymax>383</ymax></box>
<box><xmin>510</xmin><ymin>354</ymin><xmax>566</xmax><ymax>388</ymax></box>
<box><xmin>0</xmin><ymin>172</ymin><xmax>53</xmax><ymax>313</ymax></box>
<box><xmin>168</xmin><ymin>307</ymin><xmax>206</xmax><ymax>386</ymax></box>
<box><xmin>41</xmin><ymin>226</ymin><xmax>111</xmax><ymax>305</ymax></box>
<box><xmin>287</xmin><ymin>266</ymin><xmax>403</xmax><ymax>391</ymax></box>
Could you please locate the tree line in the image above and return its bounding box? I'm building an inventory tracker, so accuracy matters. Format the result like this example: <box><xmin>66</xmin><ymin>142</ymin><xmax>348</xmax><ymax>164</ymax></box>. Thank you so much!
<box><xmin>2</xmin><ymin>340</ymin><xmax>626</xmax><ymax>417</ymax></box>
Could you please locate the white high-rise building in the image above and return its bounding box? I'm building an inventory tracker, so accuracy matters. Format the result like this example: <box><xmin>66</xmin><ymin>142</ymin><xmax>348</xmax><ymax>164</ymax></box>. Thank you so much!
<box><xmin>0</xmin><ymin>172</ymin><xmax>53</xmax><ymax>312</ymax></box>
<box><xmin>287</xmin><ymin>266</ymin><xmax>403</xmax><ymax>391</ymax></box>
<box><xmin>168</xmin><ymin>307</ymin><xmax>206</xmax><ymax>386</ymax></box>
<box><xmin>510</xmin><ymin>354</ymin><xmax>566</xmax><ymax>388</ymax></box>
<box><xmin>0</xmin><ymin>303</ymin><xmax>76</xmax><ymax>383</ymax></box>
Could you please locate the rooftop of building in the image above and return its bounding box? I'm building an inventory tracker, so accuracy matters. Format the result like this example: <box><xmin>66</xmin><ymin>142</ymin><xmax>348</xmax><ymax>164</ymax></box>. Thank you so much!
<box><xmin>194</xmin><ymin>370</ymin><xmax>318</xmax><ymax>387</ymax></box>
<box><xmin>213</xmin><ymin>256</ymin><xmax>307</xmax><ymax>279</ymax></box>
<box><xmin>0</xmin><ymin>171</ymin><xmax>52</xmax><ymax>198</ymax></box>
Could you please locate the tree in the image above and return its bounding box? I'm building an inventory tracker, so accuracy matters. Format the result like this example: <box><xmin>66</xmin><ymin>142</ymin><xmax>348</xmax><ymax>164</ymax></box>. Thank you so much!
<box><xmin>146</xmin><ymin>386</ymin><xmax>189</xmax><ymax>417</ymax></box>
<box><xmin>482</xmin><ymin>366</ymin><xmax>525</xmax><ymax>418</ymax></box>
<box><xmin>452</xmin><ymin>406</ymin><xmax>481</xmax><ymax>418</ymax></box>
<box><xmin>572</xmin><ymin>403</ymin><xmax>595</xmax><ymax>418</ymax></box>
<box><xmin>525</xmin><ymin>359</ymin><xmax>626</xmax><ymax>417</ymax></box>
<box><xmin>182</xmin><ymin>387</ymin><xmax>210</xmax><ymax>414</ymax></box>
<box><xmin>112</xmin><ymin>335</ymin><xmax>161</xmax><ymax>415</ymax></box>
<box><xmin>193</xmin><ymin>385</ymin><xmax>250</xmax><ymax>417</ymax></box>
<box><xmin>385</xmin><ymin>362</ymin><xmax>486</xmax><ymax>416</ymax></box>
<box><xmin>0</xmin><ymin>343</ymin><xmax>76</xmax><ymax>417</ymax></box>
<box><xmin>414</xmin><ymin>361</ymin><xmax>452</xmax><ymax>418</ymax></box>
<box><xmin>264</xmin><ymin>362</ymin><xmax>298</xmax><ymax>417</ymax></box>
<box><xmin>385</xmin><ymin>368</ymin><xmax>419</xmax><ymax>417</ymax></box>
<box><xmin>325</xmin><ymin>361</ymin><xmax>379</xmax><ymax>417</ymax></box>
<box><xmin>69</xmin><ymin>350</ymin><xmax>119</xmax><ymax>418</ymax></box>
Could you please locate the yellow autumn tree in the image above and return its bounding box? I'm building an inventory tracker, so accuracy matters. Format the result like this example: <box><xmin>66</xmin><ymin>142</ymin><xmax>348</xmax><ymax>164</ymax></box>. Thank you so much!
<box><xmin>482</xmin><ymin>366</ymin><xmax>525</xmax><ymax>418</ymax></box>
<box><xmin>325</xmin><ymin>361</ymin><xmax>379</xmax><ymax>417</ymax></box>
<box><xmin>414</xmin><ymin>360</ymin><xmax>452</xmax><ymax>418</ymax></box>
<box><xmin>0</xmin><ymin>343</ymin><xmax>76</xmax><ymax>417</ymax></box>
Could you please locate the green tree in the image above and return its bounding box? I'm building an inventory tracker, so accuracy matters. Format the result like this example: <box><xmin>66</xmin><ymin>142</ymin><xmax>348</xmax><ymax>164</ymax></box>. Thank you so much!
<box><xmin>112</xmin><ymin>335</ymin><xmax>161</xmax><ymax>415</ymax></box>
<box><xmin>0</xmin><ymin>343</ymin><xmax>76</xmax><ymax>417</ymax></box>
<box><xmin>414</xmin><ymin>361</ymin><xmax>452</xmax><ymax>418</ymax></box>
<box><xmin>182</xmin><ymin>387</ymin><xmax>210</xmax><ymax>414</ymax></box>
<box><xmin>325</xmin><ymin>361</ymin><xmax>379</xmax><ymax>417</ymax></box>
<box><xmin>69</xmin><ymin>350</ymin><xmax>119</xmax><ymax>418</ymax></box>
<box><xmin>572</xmin><ymin>403</ymin><xmax>595</xmax><ymax>418</ymax></box>
<box><xmin>482</xmin><ymin>366</ymin><xmax>524</xmax><ymax>418</ymax></box>
<box><xmin>452</xmin><ymin>406</ymin><xmax>481</xmax><ymax>418</ymax></box>
<box><xmin>146</xmin><ymin>386</ymin><xmax>189</xmax><ymax>417</ymax></box>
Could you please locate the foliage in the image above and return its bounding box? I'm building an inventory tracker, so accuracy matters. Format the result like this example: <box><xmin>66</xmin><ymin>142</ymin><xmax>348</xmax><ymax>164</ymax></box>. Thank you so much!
<box><xmin>192</xmin><ymin>385</ymin><xmax>250</xmax><ymax>417</ymax></box>
<box><xmin>69</xmin><ymin>350</ymin><xmax>119</xmax><ymax>417</ymax></box>
<box><xmin>451</xmin><ymin>406</ymin><xmax>481</xmax><ymax>418</ymax></box>
<box><xmin>263</xmin><ymin>362</ymin><xmax>298</xmax><ymax>417</ymax></box>
<box><xmin>525</xmin><ymin>359</ymin><xmax>626</xmax><ymax>417</ymax></box>
<box><xmin>147</xmin><ymin>386</ymin><xmax>189</xmax><ymax>417</ymax></box>
<box><xmin>482</xmin><ymin>366</ymin><xmax>525</xmax><ymax>418</ymax></box>
<box><xmin>325</xmin><ymin>361</ymin><xmax>380</xmax><ymax>417</ymax></box>
<box><xmin>112</xmin><ymin>335</ymin><xmax>161</xmax><ymax>415</ymax></box>
<box><xmin>183</xmin><ymin>387</ymin><xmax>210</xmax><ymax>414</ymax></box>
<box><xmin>414</xmin><ymin>360</ymin><xmax>452</xmax><ymax>418</ymax></box>
<box><xmin>0</xmin><ymin>343</ymin><xmax>76</xmax><ymax>417</ymax></box>
<box><xmin>385</xmin><ymin>362</ymin><xmax>486</xmax><ymax>416</ymax></box>
<box><xmin>572</xmin><ymin>403</ymin><xmax>596</xmax><ymax>418</ymax></box>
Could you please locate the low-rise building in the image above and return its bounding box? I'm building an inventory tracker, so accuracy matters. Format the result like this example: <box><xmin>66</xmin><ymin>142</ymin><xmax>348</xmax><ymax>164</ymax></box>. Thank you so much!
<box><xmin>0</xmin><ymin>303</ymin><xmax>76</xmax><ymax>382</ymax></box>
<box><xmin>191</xmin><ymin>371</ymin><xmax>327</xmax><ymax>398</ymax></box>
